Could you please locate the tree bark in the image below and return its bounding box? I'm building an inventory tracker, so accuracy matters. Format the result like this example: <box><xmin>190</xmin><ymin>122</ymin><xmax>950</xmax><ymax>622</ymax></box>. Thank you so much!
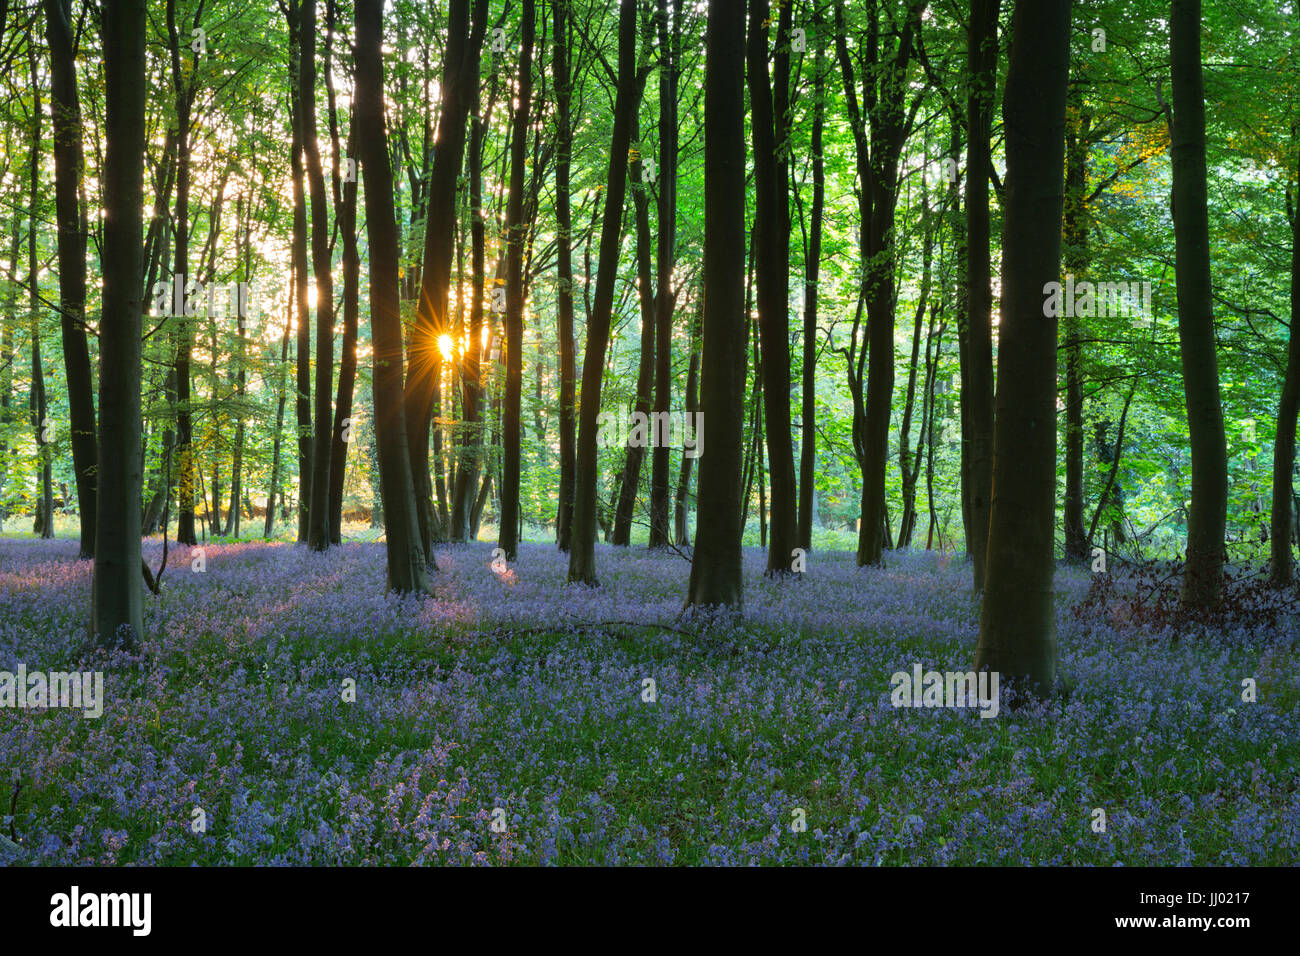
<box><xmin>1269</xmin><ymin>146</ymin><xmax>1300</xmax><ymax>586</ymax></box>
<box><xmin>356</xmin><ymin>0</ymin><xmax>429</xmax><ymax>593</ymax></box>
<box><xmin>749</xmin><ymin>0</ymin><xmax>798</xmax><ymax>575</ymax></box>
<box><xmin>973</xmin><ymin>0</ymin><xmax>1071</xmax><ymax>700</ymax></box>
<box><xmin>965</xmin><ymin>0</ymin><xmax>1000</xmax><ymax>587</ymax></box>
<box><xmin>45</xmin><ymin>0</ymin><xmax>97</xmax><ymax>557</ymax></box>
<box><xmin>93</xmin><ymin>0</ymin><xmax>147</xmax><ymax>648</ymax></box>
<box><xmin>798</xmin><ymin>6</ymin><xmax>825</xmax><ymax>552</ymax></box>
<box><xmin>1170</xmin><ymin>0</ymin><xmax>1227</xmax><ymax>610</ymax></box>
<box><xmin>685</xmin><ymin>0</ymin><xmax>747</xmax><ymax>609</ymax></box>
<box><xmin>648</xmin><ymin>0</ymin><xmax>682</xmax><ymax>549</ymax></box>
<box><xmin>567</xmin><ymin>0</ymin><xmax>639</xmax><ymax>585</ymax></box>
<box><xmin>499</xmin><ymin>0</ymin><xmax>536</xmax><ymax>561</ymax></box>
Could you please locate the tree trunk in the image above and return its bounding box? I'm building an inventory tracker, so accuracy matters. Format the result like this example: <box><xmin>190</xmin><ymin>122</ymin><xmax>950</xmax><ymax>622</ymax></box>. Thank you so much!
<box><xmin>407</xmin><ymin>0</ymin><xmax>488</xmax><ymax>561</ymax></box>
<box><xmin>266</xmin><ymin>277</ymin><xmax>292</xmax><ymax>538</ymax></box>
<box><xmin>499</xmin><ymin>0</ymin><xmax>536</xmax><ymax>561</ymax></box>
<box><xmin>1062</xmin><ymin>83</ymin><xmax>1091</xmax><ymax>562</ymax></box>
<box><xmin>674</xmin><ymin>306</ymin><xmax>701</xmax><ymax>546</ymax></box>
<box><xmin>612</xmin><ymin>131</ymin><xmax>657</xmax><ymax>547</ymax></box>
<box><xmin>1270</xmin><ymin>147</ymin><xmax>1300</xmax><ymax>586</ymax></box>
<box><xmin>748</xmin><ymin>0</ymin><xmax>798</xmax><ymax>575</ymax></box>
<box><xmin>567</xmin><ymin>0</ymin><xmax>639</xmax><ymax>585</ymax></box>
<box><xmin>1170</xmin><ymin>0</ymin><xmax>1227</xmax><ymax>610</ymax></box>
<box><xmin>27</xmin><ymin>42</ymin><xmax>53</xmax><ymax>540</ymax></box>
<box><xmin>798</xmin><ymin>8</ymin><xmax>825</xmax><ymax>552</ymax></box>
<box><xmin>46</xmin><ymin>0</ymin><xmax>97</xmax><ymax>558</ymax></box>
<box><xmin>451</xmin><ymin>78</ymin><xmax>495</xmax><ymax>542</ymax></box>
<box><xmin>974</xmin><ymin>0</ymin><xmax>1071</xmax><ymax>700</ymax></box>
<box><xmin>648</xmin><ymin>0</ymin><xmax>682</xmax><ymax>549</ymax></box>
<box><xmin>288</xmin><ymin>3</ymin><xmax>313</xmax><ymax>544</ymax></box>
<box><xmin>167</xmin><ymin>0</ymin><xmax>199</xmax><ymax>547</ymax></box>
<box><xmin>553</xmin><ymin>0</ymin><xmax>577</xmax><ymax>551</ymax></box>
<box><xmin>685</xmin><ymin>0</ymin><xmax>747</xmax><ymax>609</ymax></box>
<box><xmin>965</xmin><ymin>0</ymin><xmax>1000</xmax><ymax>588</ymax></box>
<box><xmin>93</xmin><ymin>0</ymin><xmax>147</xmax><ymax>649</ymax></box>
<box><xmin>356</xmin><ymin>0</ymin><xmax>429</xmax><ymax>593</ymax></box>
<box><xmin>298</xmin><ymin>0</ymin><xmax>335</xmax><ymax>551</ymax></box>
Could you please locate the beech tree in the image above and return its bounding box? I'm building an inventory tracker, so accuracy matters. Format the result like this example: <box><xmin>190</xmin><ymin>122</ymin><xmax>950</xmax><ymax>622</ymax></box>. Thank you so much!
<box><xmin>685</xmin><ymin>0</ymin><xmax>747</xmax><ymax>609</ymax></box>
<box><xmin>974</xmin><ymin>0</ymin><xmax>1072</xmax><ymax>698</ymax></box>
<box><xmin>92</xmin><ymin>0</ymin><xmax>147</xmax><ymax>648</ymax></box>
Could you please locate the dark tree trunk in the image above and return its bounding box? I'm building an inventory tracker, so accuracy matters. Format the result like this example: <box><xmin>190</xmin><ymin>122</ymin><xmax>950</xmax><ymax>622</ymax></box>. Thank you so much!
<box><xmin>167</xmin><ymin>0</ymin><xmax>198</xmax><ymax>547</ymax></box>
<box><xmin>648</xmin><ymin>0</ymin><xmax>682</xmax><ymax>550</ymax></box>
<box><xmin>748</xmin><ymin>0</ymin><xmax>798</xmax><ymax>575</ymax></box>
<box><xmin>553</xmin><ymin>0</ymin><xmax>577</xmax><ymax>551</ymax></box>
<box><xmin>798</xmin><ymin>7</ymin><xmax>825</xmax><ymax>552</ymax></box>
<box><xmin>965</xmin><ymin>0</ymin><xmax>1000</xmax><ymax>587</ymax></box>
<box><xmin>1270</xmin><ymin>147</ymin><xmax>1300</xmax><ymax>586</ymax></box>
<box><xmin>46</xmin><ymin>0</ymin><xmax>97</xmax><ymax>558</ymax></box>
<box><xmin>974</xmin><ymin>0</ymin><xmax>1071</xmax><ymax>700</ymax></box>
<box><xmin>266</xmin><ymin>277</ymin><xmax>293</xmax><ymax>538</ymax></box>
<box><xmin>93</xmin><ymin>0</ymin><xmax>147</xmax><ymax>648</ymax></box>
<box><xmin>407</xmin><ymin>0</ymin><xmax>488</xmax><ymax>561</ymax></box>
<box><xmin>499</xmin><ymin>0</ymin><xmax>536</xmax><ymax>561</ymax></box>
<box><xmin>450</xmin><ymin>79</ymin><xmax>495</xmax><ymax>542</ymax></box>
<box><xmin>356</xmin><ymin>0</ymin><xmax>430</xmax><ymax>593</ymax></box>
<box><xmin>27</xmin><ymin>43</ymin><xmax>53</xmax><ymax>540</ymax></box>
<box><xmin>674</xmin><ymin>307</ymin><xmax>701</xmax><ymax>546</ymax></box>
<box><xmin>299</xmin><ymin>0</ymin><xmax>336</xmax><ymax>551</ymax></box>
<box><xmin>567</xmin><ymin>0</ymin><xmax>639</xmax><ymax>585</ymax></box>
<box><xmin>1170</xmin><ymin>0</ymin><xmax>1227</xmax><ymax>610</ymax></box>
<box><xmin>287</xmin><ymin>3</ymin><xmax>313</xmax><ymax>544</ymax></box>
<box><xmin>325</xmin><ymin>1</ymin><xmax>359</xmax><ymax>545</ymax></box>
<box><xmin>836</xmin><ymin>0</ymin><xmax>924</xmax><ymax>567</ymax></box>
<box><xmin>898</xmin><ymin>191</ymin><xmax>934</xmax><ymax>550</ymax></box>
<box><xmin>1062</xmin><ymin>84</ymin><xmax>1091</xmax><ymax>562</ymax></box>
<box><xmin>612</xmin><ymin>131</ymin><xmax>658</xmax><ymax>547</ymax></box>
<box><xmin>685</xmin><ymin>0</ymin><xmax>747</xmax><ymax>609</ymax></box>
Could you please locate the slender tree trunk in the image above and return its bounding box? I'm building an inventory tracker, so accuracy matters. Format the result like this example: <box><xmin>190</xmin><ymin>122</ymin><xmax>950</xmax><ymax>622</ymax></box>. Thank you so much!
<box><xmin>798</xmin><ymin>8</ymin><xmax>825</xmax><ymax>552</ymax></box>
<box><xmin>46</xmin><ymin>0</ymin><xmax>97</xmax><ymax>557</ymax></box>
<box><xmin>167</xmin><ymin>0</ymin><xmax>199</xmax><ymax>546</ymax></box>
<box><xmin>898</xmin><ymin>190</ymin><xmax>934</xmax><ymax>549</ymax></box>
<box><xmin>674</xmin><ymin>306</ymin><xmax>701</xmax><ymax>546</ymax></box>
<box><xmin>407</xmin><ymin>0</ymin><xmax>488</xmax><ymax>561</ymax></box>
<box><xmin>553</xmin><ymin>0</ymin><xmax>577</xmax><ymax>551</ymax></box>
<box><xmin>266</xmin><ymin>277</ymin><xmax>292</xmax><ymax>538</ymax></box>
<box><xmin>93</xmin><ymin>0</ymin><xmax>147</xmax><ymax>648</ymax></box>
<box><xmin>648</xmin><ymin>0</ymin><xmax>682</xmax><ymax>549</ymax></box>
<box><xmin>612</xmin><ymin>134</ymin><xmax>657</xmax><ymax>547</ymax></box>
<box><xmin>748</xmin><ymin>0</ymin><xmax>798</xmax><ymax>575</ymax></box>
<box><xmin>27</xmin><ymin>43</ymin><xmax>53</xmax><ymax>540</ymax></box>
<box><xmin>1270</xmin><ymin>145</ymin><xmax>1300</xmax><ymax>586</ymax></box>
<box><xmin>974</xmin><ymin>0</ymin><xmax>1071</xmax><ymax>700</ymax></box>
<box><xmin>450</xmin><ymin>82</ymin><xmax>494</xmax><ymax>542</ymax></box>
<box><xmin>298</xmin><ymin>0</ymin><xmax>335</xmax><ymax>551</ymax></box>
<box><xmin>568</xmin><ymin>0</ymin><xmax>639</xmax><ymax>585</ymax></box>
<box><xmin>1170</xmin><ymin>0</ymin><xmax>1227</xmax><ymax>610</ymax></box>
<box><xmin>965</xmin><ymin>0</ymin><xmax>1000</xmax><ymax>588</ymax></box>
<box><xmin>356</xmin><ymin>0</ymin><xmax>429</xmax><ymax>593</ymax></box>
<box><xmin>287</xmin><ymin>5</ymin><xmax>313</xmax><ymax>543</ymax></box>
<box><xmin>685</xmin><ymin>0</ymin><xmax>747</xmax><ymax>608</ymax></box>
<box><xmin>499</xmin><ymin>0</ymin><xmax>536</xmax><ymax>561</ymax></box>
<box><xmin>1062</xmin><ymin>85</ymin><xmax>1091</xmax><ymax>562</ymax></box>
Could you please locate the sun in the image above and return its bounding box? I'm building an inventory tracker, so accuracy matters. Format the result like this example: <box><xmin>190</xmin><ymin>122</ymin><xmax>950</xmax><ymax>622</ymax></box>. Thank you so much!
<box><xmin>438</xmin><ymin>333</ymin><xmax>455</xmax><ymax>361</ymax></box>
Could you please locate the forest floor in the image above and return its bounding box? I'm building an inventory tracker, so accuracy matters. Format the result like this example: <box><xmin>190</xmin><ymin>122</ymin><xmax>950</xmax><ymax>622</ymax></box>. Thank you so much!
<box><xmin>0</xmin><ymin>534</ymin><xmax>1297</xmax><ymax>865</ymax></box>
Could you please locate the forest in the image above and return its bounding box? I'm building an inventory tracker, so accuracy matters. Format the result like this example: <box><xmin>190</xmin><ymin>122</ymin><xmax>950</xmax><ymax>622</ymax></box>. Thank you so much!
<box><xmin>0</xmin><ymin>0</ymin><xmax>1297</xmax><ymax>867</ymax></box>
